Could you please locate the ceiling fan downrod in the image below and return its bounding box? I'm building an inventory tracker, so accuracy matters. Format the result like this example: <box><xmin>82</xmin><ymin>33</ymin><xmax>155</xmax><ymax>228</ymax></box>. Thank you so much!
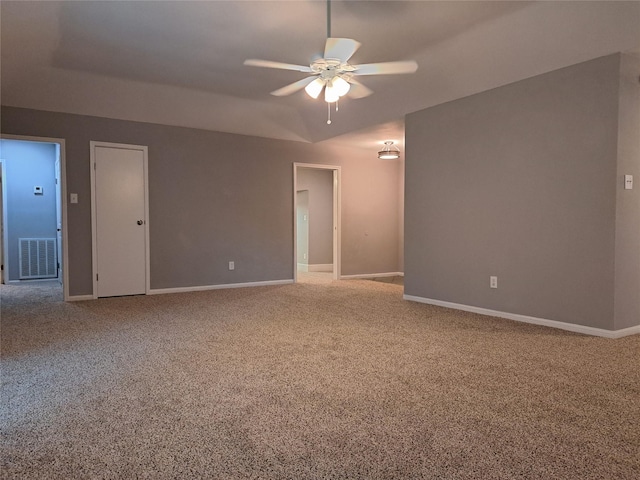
<box><xmin>327</xmin><ymin>0</ymin><xmax>331</xmax><ymax>38</ymax></box>
<box><xmin>325</xmin><ymin>0</ymin><xmax>338</xmax><ymax>126</ymax></box>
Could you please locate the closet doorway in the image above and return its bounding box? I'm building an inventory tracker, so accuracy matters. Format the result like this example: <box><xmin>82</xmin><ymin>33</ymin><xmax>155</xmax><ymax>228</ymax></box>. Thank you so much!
<box><xmin>0</xmin><ymin>135</ymin><xmax>68</xmax><ymax>301</ymax></box>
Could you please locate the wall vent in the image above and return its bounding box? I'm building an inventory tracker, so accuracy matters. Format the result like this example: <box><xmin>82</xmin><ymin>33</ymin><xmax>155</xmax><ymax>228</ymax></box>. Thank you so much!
<box><xmin>18</xmin><ymin>238</ymin><xmax>57</xmax><ymax>279</ymax></box>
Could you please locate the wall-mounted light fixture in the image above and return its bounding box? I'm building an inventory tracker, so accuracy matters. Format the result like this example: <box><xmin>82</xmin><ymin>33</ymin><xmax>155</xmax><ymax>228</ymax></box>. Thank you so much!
<box><xmin>378</xmin><ymin>141</ymin><xmax>400</xmax><ymax>160</ymax></box>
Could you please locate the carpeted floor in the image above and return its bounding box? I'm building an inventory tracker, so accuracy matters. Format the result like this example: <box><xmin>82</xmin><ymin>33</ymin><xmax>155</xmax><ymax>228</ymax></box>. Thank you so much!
<box><xmin>1</xmin><ymin>279</ymin><xmax>638</xmax><ymax>479</ymax></box>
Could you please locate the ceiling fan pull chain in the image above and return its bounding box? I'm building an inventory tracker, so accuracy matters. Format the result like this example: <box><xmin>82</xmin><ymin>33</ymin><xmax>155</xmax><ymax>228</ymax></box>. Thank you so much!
<box><xmin>336</xmin><ymin>98</ymin><xmax>339</xmax><ymax>112</ymax></box>
<box><xmin>327</xmin><ymin>102</ymin><xmax>332</xmax><ymax>124</ymax></box>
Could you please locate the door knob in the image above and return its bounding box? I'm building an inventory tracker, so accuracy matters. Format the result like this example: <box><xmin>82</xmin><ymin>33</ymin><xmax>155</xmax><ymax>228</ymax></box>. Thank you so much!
<box><xmin>137</xmin><ymin>220</ymin><xmax>144</xmax><ymax>225</ymax></box>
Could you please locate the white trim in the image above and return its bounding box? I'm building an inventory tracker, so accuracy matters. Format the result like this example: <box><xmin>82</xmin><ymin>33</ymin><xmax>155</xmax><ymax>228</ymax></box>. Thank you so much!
<box><xmin>90</xmin><ymin>141</ymin><xmax>150</xmax><ymax>299</ymax></box>
<box><xmin>90</xmin><ymin>144</ymin><xmax>98</xmax><ymax>297</ymax></box>
<box><xmin>0</xmin><ymin>134</ymin><xmax>69</xmax><ymax>301</ymax></box>
<box><xmin>293</xmin><ymin>163</ymin><xmax>341</xmax><ymax>283</ymax></box>
<box><xmin>297</xmin><ymin>263</ymin><xmax>309</xmax><ymax>272</ymax></box>
<box><xmin>403</xmin><ymin>294</ymin><xmax>640</xmax><ymax>338</ymax></box>
<box><xmin>1</xmin><ymin>160</ymin><xmax>6</xmax><ymax>286</ymax></box>
<box><xmin>308</xmin><ymin>263</ymin><xmax>333</xmax><ymax>272</ymax></box>
<box><xmin>341</xmin><ymin>272</ymin><xmax>404</xmax><ymax>280</ymax></box>
<box><xmin>293</xmin><ymin>165</ymin><xmax>298</xmax><ymax>283</ymax></box>
<box><xmin>333</xmin><ymin>168</ymin><xmax>341</xmax><ymax>282</ymax></box>
<box><xmin>149</xmin><ymin>279</ymin><xmax>293</xmax><ymax>295</ymax></box>
<box><xmin>67</xmin><ymin>294</ymin><xmax>94</xmax><ymax>302</ymax></box>
<box><xmin>611</xmin><ymin>325</ymin><xmax>640</xmax><ymax>337</ymax></box>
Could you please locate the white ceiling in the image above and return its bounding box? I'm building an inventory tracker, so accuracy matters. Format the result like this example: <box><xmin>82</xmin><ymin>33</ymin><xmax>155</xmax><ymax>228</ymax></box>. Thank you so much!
<box><xmin>1</xmin><ymin>1</ymin><xmax>639</xmax><ymax>150</ymax></box>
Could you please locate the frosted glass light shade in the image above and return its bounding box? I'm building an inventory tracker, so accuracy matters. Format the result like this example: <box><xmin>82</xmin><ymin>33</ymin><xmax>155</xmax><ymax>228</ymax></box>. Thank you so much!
<box><xmin>378</xmin><ymin>141</ymin><xmax>401</xmax><ymax>159</ymax></box>
<box><xmin>332</xmin><ymin>77</ymin><xmax>351</xmax><ymax>97</ymax></box>
<box><xmin>324</xmin><ymin>85</ymin><xmax>340</xmax><ymax>103</ymax></box>
<box><xmin>305</xmin><ymin>78</ymin><xmax>325</xmax><ymax>99</ymax></box>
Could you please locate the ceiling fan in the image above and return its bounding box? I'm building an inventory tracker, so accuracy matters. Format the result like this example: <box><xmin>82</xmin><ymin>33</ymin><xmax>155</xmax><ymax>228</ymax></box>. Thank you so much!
<box><xmin>244</xmin><ymin>0</ymin><xmax>418</xmax><ymax>123</ymax></box>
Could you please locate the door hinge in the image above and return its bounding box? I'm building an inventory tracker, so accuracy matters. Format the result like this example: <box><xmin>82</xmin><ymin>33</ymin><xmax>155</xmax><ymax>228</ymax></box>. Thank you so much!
<box><xmin>96</xmin><ymin>273</ymin><xmax>99</xmax><ymax>281</ymax></box>
<box><xmin>1</xmin><ymin>264</ymin><xmax>3</xmax><ymax>271</ymax></box>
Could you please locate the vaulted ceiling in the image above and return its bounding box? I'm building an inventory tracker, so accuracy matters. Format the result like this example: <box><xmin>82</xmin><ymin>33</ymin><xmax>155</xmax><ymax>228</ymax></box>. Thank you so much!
<box><xmin>2</xmin><ymin>1</ymin><xmax>639</xmax><ymax>150</ymax></box>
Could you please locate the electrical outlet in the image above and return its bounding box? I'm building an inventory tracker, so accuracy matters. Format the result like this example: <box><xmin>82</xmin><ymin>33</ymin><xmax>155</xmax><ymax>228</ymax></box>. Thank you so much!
<box><xmin>303</xmin><ymin>253</ymin><xmax>307</xmax><ymax>260</ymax></box>
<box><xmin>490</xmin><ymin>276</ymin><xmax>498</xmax><ymax>289</ymax></box>
<box><xmin>229</xmin><ymin>261</ymin><xmax>235</xmax><ymax>271</ymax></box>
<box><xmin>624</xmin><ymin>175</ymin><xmax>633</xmax><ymax>190</ymax></box>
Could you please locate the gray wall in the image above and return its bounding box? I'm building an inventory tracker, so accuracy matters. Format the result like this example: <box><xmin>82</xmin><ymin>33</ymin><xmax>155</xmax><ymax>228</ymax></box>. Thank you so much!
<box><xmin>614</xmin><ymin>53</ymin><xmax>640</xmax><ymax>329</ymax></box>
<box><xmin>405</xmin><ymin>54</ymin><xmax>634</xmax><ymax>330</ymax></box>
<box><xmin>342</xmin><ymin>155</ymin><xmax>402</xmax><ymax>276</ymax></box>
<box><xmin>0</xmin><ymin>140</ymin><xmax>58</xmax><ymax>280</ymax></box>
<box><xmin>1</xmin><ymin>107</ymin><xmax>402</xmax><ymax>295</ymax></box>
<box><xmin>297</xmin><ymin>167</ymin><xmax>333</xmax><ymax>266</ymax></box>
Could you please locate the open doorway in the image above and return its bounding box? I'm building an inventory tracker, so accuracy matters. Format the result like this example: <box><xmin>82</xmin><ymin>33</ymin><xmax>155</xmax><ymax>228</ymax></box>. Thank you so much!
<box><xmin>0</xmin><ymin>135</ymin><xmax>68</xmax><ymax>301</ymax></box>
<box><xmin>293</xmin><ymin>163</ymin><xmax>341</xmax><ymax>283</ymax></box>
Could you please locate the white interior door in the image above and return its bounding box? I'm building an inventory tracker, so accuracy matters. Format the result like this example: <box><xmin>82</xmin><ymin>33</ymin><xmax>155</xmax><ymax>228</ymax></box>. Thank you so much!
<box><xmin>92</xmin><ymin>143</ymin><xmax>148</xmax><ymax>297</ymax></box>
<box><xmin>296</xmin><ymin>190</ymin><xmax>309</xmax><ymax>272</ymax></box>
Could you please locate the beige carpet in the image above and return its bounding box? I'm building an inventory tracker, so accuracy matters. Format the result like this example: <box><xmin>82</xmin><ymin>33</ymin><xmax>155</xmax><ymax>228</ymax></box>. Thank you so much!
<box><xmin>1</xmin><ymin>279</ymin><xmax>638</xmax><ymax>479</ymax></box>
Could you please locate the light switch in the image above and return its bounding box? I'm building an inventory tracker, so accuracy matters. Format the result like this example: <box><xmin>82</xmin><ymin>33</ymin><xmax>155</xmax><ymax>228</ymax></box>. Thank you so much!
<box><xmin>70</xmin><ymin>193</ymin><xmax>78</xmax><ymax>204</ymax></box>
<box><xmin>34</xmin><ymin>186</ymin><xmax>43</xmax><ymax>195</ymax></box>
<box><xmin>624</xmin><ymin>175</ymin><xmax>633</xmax><ymax>190</ymax></box>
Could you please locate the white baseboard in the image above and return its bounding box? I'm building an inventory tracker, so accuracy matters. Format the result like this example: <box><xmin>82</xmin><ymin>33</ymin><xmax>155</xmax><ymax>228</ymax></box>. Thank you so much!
<box><xmin>297</xmin><ymin>263</ymin><xmax>309</xmax><ymax>272</ymax></box>
<box><xmin>67</xmin><ymin>294</ymin><xmax>94</xmax><ymax>302</ymax></box>
<box><xmin>341</xmin><ymin>272</ymin><xmax>404</xmax><ymax>280</ymax></box>
<box><xmin>308</xmin><ymin>264</ymin><xmax>333</xmax><ymax>273</ymax></box>
<box><xmin>611</xmin><ymin>325</ymin><xmax>640</xmax><ymax>337</ymax></box>
<box><xmin>403</xmin><ymin>294</ymin><xmax>639</xmax><ymax>339</ymax></box>
<box><xmin>149</xmin><ymin>279</ymin><xmax>293</xmax><ymax>295</ymax></box>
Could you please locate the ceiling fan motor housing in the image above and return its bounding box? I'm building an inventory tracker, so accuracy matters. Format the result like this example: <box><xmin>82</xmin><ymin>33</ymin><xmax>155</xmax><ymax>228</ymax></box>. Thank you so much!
<box><xmin>311</xmin><ymin>58</ymin><xmax>356</xmax><ymax>79</ymax></box>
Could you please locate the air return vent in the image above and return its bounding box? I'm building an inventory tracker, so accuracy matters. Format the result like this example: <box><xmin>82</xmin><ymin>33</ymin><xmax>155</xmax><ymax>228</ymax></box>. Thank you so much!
<box><xmin>18</xmin><ymin>238</ymin><xmax>57</xmax><ymax>279</ymax></box>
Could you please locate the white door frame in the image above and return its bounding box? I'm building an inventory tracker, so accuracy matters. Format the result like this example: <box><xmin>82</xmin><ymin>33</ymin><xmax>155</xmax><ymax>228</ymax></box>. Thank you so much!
<box><xmin>293</xmin><ymin>163</ymin><xmax>341</xmax><ymax>282</ymax></box>
<box><xmin>0</xmin><ymin>159</ymin><xmax>4</xmax><ymax>285</ymax></box>
<box><xmin>0</xmin><ymin>134</ymin><xmax>69</xmax><ymax>301</ymax></box>
<box><xmin>90</xmin><ymin>141</ymin><xmax>150</xmax><ymax>298</ymax></box>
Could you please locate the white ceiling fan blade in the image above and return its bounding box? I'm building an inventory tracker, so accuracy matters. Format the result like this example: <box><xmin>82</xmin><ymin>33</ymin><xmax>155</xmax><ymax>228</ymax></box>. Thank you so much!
<box><xmin>244</xmin><ymin>59</ymin><xmax>313</xmax><ymax>73</ymax></box>
<box><xmin>346</xmin><ymin>79</ymin><xmax>373</xmax><ymax>99</ymax></box>
<box><xmin>270</xmin><ymin>76</ymin><xmax>317</xmax><ymax>96</ymax></box>
<box><xmin>353</xmin><ymin>60</ymin><xmax>418</xmax><ymax>76</ymax></box>
<box><xmin>324</xmin><ymin>38</ymin><xmax>361</xmax><ymax>62</ymax></box>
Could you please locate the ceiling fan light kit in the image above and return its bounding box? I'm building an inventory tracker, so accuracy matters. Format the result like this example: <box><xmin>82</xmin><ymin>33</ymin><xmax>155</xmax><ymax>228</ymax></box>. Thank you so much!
<box><xmin>378</xmin><ymin>141</ymin><xmax>401</xmax><ymax>160</ymax></box>
<box><xmin>324</xmin><ymin>77</ymin><xmax>349</xmax><ymax>103</ymax></box>
<box><xmin>244</xmin><ymin>0</ymin><xmax>417</xmax><ymax>124</ymax></box>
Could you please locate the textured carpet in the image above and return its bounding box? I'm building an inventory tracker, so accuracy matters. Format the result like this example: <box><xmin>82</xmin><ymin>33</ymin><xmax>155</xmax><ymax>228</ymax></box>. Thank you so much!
<box><xmin>1</xmin><ymin>279</ymin><xmax>638</xmax><ymax>479</ymax></box>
